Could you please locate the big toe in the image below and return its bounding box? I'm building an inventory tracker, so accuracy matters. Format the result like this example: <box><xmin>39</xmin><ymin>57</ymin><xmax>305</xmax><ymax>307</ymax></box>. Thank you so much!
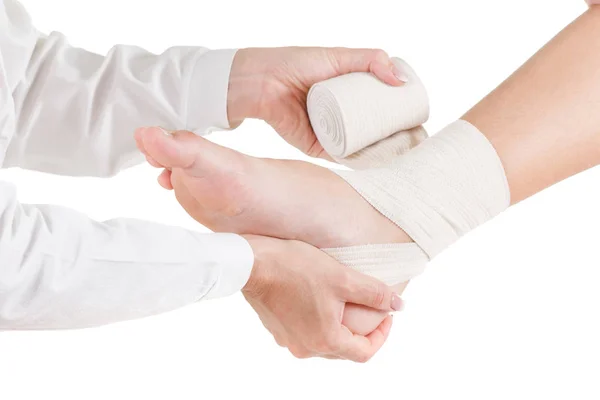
<box><xmin>138</xmin><ymin>127</ymin><xmax>247</xmax><ymax>178</ymax></box>
<box><xmin>138</xmin><ymin>127</ymin><xmax>199</xmax><ymax>170</ymax></box>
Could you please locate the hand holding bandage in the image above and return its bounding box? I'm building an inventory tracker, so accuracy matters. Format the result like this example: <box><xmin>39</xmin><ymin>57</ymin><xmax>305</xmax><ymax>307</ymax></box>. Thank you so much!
<box><xmin>307</xmin><ymin>58</ymin><xmax>429</xmax><ymax>169</ymax></box>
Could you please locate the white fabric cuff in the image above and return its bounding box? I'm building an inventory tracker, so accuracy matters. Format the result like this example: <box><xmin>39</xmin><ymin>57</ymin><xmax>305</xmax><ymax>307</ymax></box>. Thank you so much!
<box><xmin>195</xmin><ymin>232</ymin><xmax>255</xmax><ymax>300</ymax></box>
<box><xmin>186</xmin><ymin>48</ymin><xmax>238</xmax><ymax>135</ymax></box>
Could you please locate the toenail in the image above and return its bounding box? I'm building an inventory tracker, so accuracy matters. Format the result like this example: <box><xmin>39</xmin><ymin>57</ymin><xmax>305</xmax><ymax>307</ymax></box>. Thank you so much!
<box><xmin>157</xmin><ymin>126</ymin><xmax>174</xmax><ymax>136</ymax></box>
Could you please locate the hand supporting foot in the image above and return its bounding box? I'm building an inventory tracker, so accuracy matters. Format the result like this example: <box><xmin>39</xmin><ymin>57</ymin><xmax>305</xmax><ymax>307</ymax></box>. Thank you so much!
<box><xmin>134</xmin><ymin>126</ymin><xmax>417</xmax><ymax>335</ymax></box>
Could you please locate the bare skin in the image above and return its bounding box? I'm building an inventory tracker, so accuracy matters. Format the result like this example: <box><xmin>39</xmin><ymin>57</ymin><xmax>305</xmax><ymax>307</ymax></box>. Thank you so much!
<box><xmin>463</xmin><ymin>6</ymin><xmax>600</xmax><ymax>204</ymax></box>
<box><xmin>137</xmin><ymin>6</ymin><xmax>600</xmax><ymax>334</ymax></box>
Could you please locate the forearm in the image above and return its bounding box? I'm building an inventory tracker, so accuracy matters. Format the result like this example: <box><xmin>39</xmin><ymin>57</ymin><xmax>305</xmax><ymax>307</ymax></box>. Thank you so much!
<box><xmin>463</xmin><ymin>5</ymin><xmax>600</xmax><ymax>205</ymax></box>
<box><xmin>0</xmin><ymin>180</ymin><xmax>253</xmax><ymax>330</ymax></box>
<box><xmin>1</xmin><ymin>0</ymin><xmax>237</xmax><ymax>177</ymax></box>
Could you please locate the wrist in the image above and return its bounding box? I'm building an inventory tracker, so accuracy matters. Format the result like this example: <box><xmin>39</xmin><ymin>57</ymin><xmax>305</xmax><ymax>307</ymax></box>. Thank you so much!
<box><xmin>227</xmin><ymin>48</ymin><xmax>270</xmax><ymax>127</ymax></box>
<box><xmin>241</xmin><ymin>234</ymin><xmax>277</xmax><ymax>297</ymax></box>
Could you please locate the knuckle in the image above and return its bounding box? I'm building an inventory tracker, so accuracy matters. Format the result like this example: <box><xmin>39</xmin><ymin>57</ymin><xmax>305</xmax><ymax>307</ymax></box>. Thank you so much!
<box><xmin>324</xmin><ymin>330</ymin><xmax>341</xmax><ymax>351</ymax></box>
<box><xmin>326</xmin><ymin>48</ymin><xmax>343</xmax><ymax>72</ymax></box>
<box><xmin>371</xmin><ymin>48</ymin><xmax>390</xmax><ymax>63</ymax></box>
<box><xmin>336</xmin><ymin>269</ymin><xmax>353</xmax><ymax>290</ymax></box>
<box><xmin>348</xmin><ymin>276</ymin><xmax>387</xmax><ymax>305</ymax></box>
<box><xmin>355</xmin><ymin>352</ymin><xmax>372</xmax><ymax>364</ymax></box>
<box><xmin>273</xmin><ymin>335</ymin><xmax>286</xmax><ymax>348</ymax></box>
<box><xmin>369</xmin><ymin>282</ymin><xmax>388</xmax><ymax>308</ymax></box>
<box><xmin>315</xmin><ymin>331</ymin><xmax>339</xmax><ymax>354</ymax></box>
<box><xmin>307</xmin><ymin>336</ymin><xmax>326</xmax><ymax>353</ymax></box>
<box><xmin>289</xmin><ymin>346</ymin><xmax>311</xmax><ymax>359</ymax></box>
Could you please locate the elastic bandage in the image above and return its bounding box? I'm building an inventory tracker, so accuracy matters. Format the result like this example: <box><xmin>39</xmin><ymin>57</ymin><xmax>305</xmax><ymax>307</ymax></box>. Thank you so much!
<box><xmin>324</xmin><ymin>120</ymin><xmax>510</xmax><ymax>285</ymax></box>
<box><xmin>307</xmin><ymin>60</ymin><xmax>510</xmax><ymax>285</ymax></box>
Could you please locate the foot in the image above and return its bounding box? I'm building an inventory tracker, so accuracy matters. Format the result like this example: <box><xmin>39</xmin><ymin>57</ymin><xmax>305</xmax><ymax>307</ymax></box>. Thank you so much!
<box><xmin>135</xmin><ymin>128</ymin><xmax>412</xmax><ymax>248</ymax></box>
<box><xmin>135</xmin><ymin>127</ymin><xmax>413</xmax><ymax>335</ymax></box>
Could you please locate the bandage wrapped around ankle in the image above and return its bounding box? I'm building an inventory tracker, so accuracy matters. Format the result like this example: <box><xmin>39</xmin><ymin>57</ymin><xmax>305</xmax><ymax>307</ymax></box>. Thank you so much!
<box><xmin>323</xmin><ymin>120</ymin><xmax>511</xmax><ymax>285</ymax></box>
<box><xmin>307</xmin><ymin>58</ymin><xmax>429</xmax><ymax>169</ymax></box>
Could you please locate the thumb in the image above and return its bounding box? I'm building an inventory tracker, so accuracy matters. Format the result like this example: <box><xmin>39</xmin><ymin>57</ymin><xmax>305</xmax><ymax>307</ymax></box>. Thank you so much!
<box><xmin>340</xmin><ymin>269</ymin><xmax>404</xmax><ymax>312</ymax></box>
<box><xmin>328</xmin><ymin>47</ymin><xmax>408</xmax><ymax>86</ymax></box>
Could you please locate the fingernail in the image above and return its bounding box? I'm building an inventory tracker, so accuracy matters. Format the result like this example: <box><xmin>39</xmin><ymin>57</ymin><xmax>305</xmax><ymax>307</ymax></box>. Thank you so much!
<box><xmin>391</xmin><ymin>293</ymin><xmax>404</xmax><ymax>311</ymax></box>
<box><xmin>391</xmin><ymin>63</ymin><xmax>409</xmax><ymax>83</ymax></box>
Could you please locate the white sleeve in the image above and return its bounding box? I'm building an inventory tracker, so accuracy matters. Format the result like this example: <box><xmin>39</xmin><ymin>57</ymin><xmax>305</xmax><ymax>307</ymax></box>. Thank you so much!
<box><xmin>0</xmin><ymin>180</ymin><xmax>255</xmax><ymax>331</ymax></box>
<box><xmin>1</xmin><ymin>0</ymin><xmax>237</xmax><ymax>177</ymax></box>
<box><xmin>0</xmin><ymin>1</ymin><xmax>255</xmax><ymax>331</ymax></box>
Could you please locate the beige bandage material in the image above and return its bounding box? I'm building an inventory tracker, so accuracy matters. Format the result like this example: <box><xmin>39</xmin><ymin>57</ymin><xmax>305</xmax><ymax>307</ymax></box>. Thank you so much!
<box><xmin>307</xmin><ymin>62</ymin><xmax>509</xmax><ymax>285</ymax></box>
<box><xmin>323</xmin><ymin>243</ymin><xmax>429</xmax><ymax>287</ymax></box>
<box><xmin>306</xmin><ymin>57</ymin><xmax>429</xmax><ymax>169</ymax></box>
<box><xmin>322</xmin><ymin>120</ymin><xmax>510</xmax><ymax>285</ymax></box>
<box><xmin>335</xmin><ymin>119</ymin><xmax>509</xmax><ymax>257</ymax></box>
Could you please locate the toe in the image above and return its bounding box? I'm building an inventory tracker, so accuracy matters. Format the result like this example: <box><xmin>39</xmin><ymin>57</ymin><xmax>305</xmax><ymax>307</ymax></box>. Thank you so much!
<box><xmin>140</xmin><ymin>126</ymin><xmax>253</xmax><ymax>179</ymax></box>
<box><xmin>139</xmin><ymin>127</ymin><xmax>198</xmax><ymax>170</ymax></box>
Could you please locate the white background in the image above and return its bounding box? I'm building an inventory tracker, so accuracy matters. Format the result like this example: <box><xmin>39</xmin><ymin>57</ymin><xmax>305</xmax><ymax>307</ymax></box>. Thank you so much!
<box><xmin>1</xmin><ymin>0</ymin><xmax>599</xmax><ymax>399</ymax></box>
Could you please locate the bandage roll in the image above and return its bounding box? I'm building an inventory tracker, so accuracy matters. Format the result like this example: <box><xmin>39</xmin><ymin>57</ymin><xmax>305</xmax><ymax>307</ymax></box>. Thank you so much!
<box><xmin>337</xmin><ymin>126</ymin><xmax>427</xmax><ymax>169</ymax></box>
<box><xmin>307</xmin><ymin>57</ymin><xmax>429</xmax><ymax>165</ymax></box>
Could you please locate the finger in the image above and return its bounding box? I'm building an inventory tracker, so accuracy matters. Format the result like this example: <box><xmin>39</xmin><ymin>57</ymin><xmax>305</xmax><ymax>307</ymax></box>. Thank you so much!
<box><xmin>336</xmin><ymin>315</ymin><xmax>394</xmax><ymax>363</ymax></box>
<box><xmin>287</xmin><ymin>345</ymin><xmax>314</xmax><ymax>360</ymax></box>
<box><xmin>138</xmin><ymin>127</ymin><xmax>198</xmax><ymax>169</ymax></box>
<box><xmin>393</xmin><ymin>280</ymin><xmax>410</xmax><ymax>297</ymax></box>
<box><xmin>329</xmin><ymin>48</ymin><xmax>406</xmax><ymax>86</ymax></box>
<box><xmin>157</xmin><ymin>169</ymin><xmax>173</xmax><ymax>190</ymax></box>
<box><xmin>372</xmin><ymin>59</ymin><xmax>408</xmax><ymax>86</ymax></box>
<box><xmin>304</xmin><ymin>135</ymin><xmax>336</xmax><ymax>162</ymax></box>
<box><xmin>263</xmin><ymin>317</ymin><xmax>289</xmax><ymax>349</ymax></box>
<box><xmin>268</xmin><ymin>323</ymin><xmax>289</xmax><ymax>348</ymax></box>
<box><xmin>341</xmin><ymin>269</ymin><xmax>403</xmax><ymax>312</ymax></box>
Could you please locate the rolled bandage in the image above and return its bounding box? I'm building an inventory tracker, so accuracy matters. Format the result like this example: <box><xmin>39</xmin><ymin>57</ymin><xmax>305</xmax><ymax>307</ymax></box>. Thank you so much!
<box><xmin>323</xmin><ymin>119</ymin><xmax>510</xmax><ymax>286</ymax></box>
<box><xmin>307</xmin><ymin>57</ymin><xmax>429</xmax><ymax>169</ymax></box>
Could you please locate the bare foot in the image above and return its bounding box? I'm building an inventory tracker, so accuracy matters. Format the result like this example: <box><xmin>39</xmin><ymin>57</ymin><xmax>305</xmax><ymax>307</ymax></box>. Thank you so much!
<box><xmin>135</xmin><ymin>127</ymin><xmax>413</xmax><ymax>335</ymax></box>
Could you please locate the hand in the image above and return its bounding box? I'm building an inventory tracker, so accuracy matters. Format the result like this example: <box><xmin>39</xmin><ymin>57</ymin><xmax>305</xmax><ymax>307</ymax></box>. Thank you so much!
<box><xmin>241</xmin><ymin>234</ymin><xmax>403</xmax><ymax>362</ymax></box>
<box><xmin>227</xmin><ymin>46</ymin><xmax>408</xmax><ymax>159</ymax></box>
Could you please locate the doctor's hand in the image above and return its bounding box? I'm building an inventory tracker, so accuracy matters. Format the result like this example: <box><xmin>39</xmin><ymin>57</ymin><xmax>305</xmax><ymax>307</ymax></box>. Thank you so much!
<box><xmin>226</xmin><ymin>46</ymin><xmax>407</xmax><ymax>160</ymax></box>
<box><xmin>240</xmin><ymin>234</ymin><xmax>402</xmax><ymax>362</ymax></box>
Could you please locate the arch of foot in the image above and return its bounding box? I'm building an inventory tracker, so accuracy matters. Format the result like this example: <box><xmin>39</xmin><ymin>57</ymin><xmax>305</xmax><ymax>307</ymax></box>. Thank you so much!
<box><xmin>307</xmin><ymin>60</ymin><xmax>510</xmax><ymax>286</ymax></box>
